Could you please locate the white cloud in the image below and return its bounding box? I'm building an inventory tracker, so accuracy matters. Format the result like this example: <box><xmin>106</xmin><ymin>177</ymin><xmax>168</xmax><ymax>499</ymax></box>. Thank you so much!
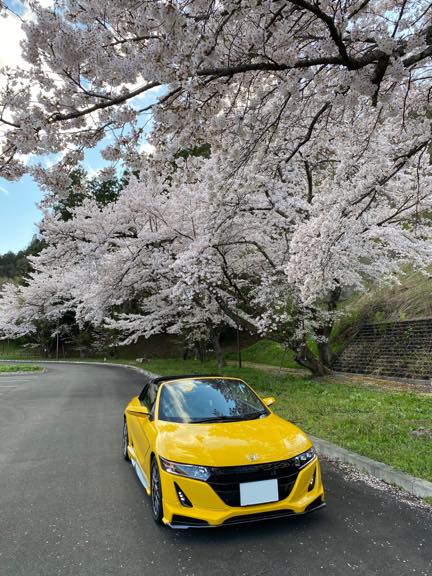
<box><xmin>0</xmin><ymin>8</ymin><xmax>26</xmax><ymax>70</ymax></box>
<box><xmin>38</xmin><ymin>0</ymin><xmax>55</xmax><ymax>7</ymax></box>
<box><xmin>139</xmin><ymin>141</ymin><xmax>155</xmax><ymax>155</ymax></box>
<box><xmin>0</xmin><ymin>184</ymin><xmax>9</xmax><ymax>195</ymax></box>
<box><xmin>0</xmin><ymin>1</ymin><xmax>54</xmax><ymax>70</ymax></box>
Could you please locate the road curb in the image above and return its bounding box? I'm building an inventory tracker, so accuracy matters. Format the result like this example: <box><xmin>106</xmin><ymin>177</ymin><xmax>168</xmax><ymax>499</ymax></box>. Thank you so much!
<box><xmin>0</xmin><ymin>358</ymin><xmax>159</xmax><ymax>381</ymax></box>
<box><xmin>311</xmin><ymin>435</ymin><xmax>432</xmax><ymax>499</ymax></box>
<box><xmin>0</xmin><ymin>369</ymin><xmax>45</xmax><ymax>376</ymax></box>
<box><xmin>1</xmin><ymin>358</ymin><xmax>431</xmax><ymax>499</ymax></box>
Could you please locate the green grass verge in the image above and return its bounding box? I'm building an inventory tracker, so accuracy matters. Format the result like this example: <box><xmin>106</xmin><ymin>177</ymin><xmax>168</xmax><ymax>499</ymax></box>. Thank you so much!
<box><xmin>227</xmin><ymin>338</ymin><xmax>300</xmax><ymax>368</ymax></box>
<box><xmin>0</xmin><ymin>364</ymin><xmax>42</xmax><ymax>373</ymax></box>
<box><xmin>134</xmin><ymin>358</ymin><xmax>431</xmax><ymax>483</ymax></box>
<box><xmin>424</xmin><ymin>496</ymin><xmax>432</xmax><ymax>506</ymax></box>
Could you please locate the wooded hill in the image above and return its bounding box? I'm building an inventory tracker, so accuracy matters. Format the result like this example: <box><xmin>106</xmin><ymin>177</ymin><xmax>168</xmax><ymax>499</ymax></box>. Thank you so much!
<box><xmin>0</xmin><ymin>236</ymin><xmax>45</xmax><ymax>283</ymax></box>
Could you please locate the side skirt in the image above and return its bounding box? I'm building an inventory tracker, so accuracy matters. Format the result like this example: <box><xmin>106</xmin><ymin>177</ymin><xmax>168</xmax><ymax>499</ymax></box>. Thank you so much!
<box><xmin>128</xmin><ymin>447</ymin><xmax>150</xmax><ymax>494</ymax></box>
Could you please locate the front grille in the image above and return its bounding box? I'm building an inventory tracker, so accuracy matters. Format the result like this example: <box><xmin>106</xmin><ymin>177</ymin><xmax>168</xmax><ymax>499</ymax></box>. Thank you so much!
<box><xmin>223</xmin><ymin>509</ymin><xmax>295</xmax><ymax>525</ymax></box>
<box><xmin>207</xmin><ymin>458</ymin><xmax>300</xmax><ymax>507</ymax></box>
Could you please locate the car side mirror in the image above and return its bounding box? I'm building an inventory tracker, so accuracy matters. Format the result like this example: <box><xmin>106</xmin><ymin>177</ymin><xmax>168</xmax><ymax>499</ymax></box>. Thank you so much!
<box><xmin>126</xmin><ymin>405</ymin><xmax>150</xmax><ymax>417</ymax></box>
<box><xmin>262</xmin><ymin>396</ymin><xmax>276</xmax><ymax>407</ymax></box>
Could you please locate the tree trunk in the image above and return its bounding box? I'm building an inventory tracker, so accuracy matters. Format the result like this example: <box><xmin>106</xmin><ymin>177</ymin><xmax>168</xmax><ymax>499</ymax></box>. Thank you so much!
<box><xmin>182</xmin><ymin>346</ymin><xmax>190</xmax><ymax>360</ymax></box>
<box><xmin>315</xmin><ymin>284</ymin><xmax>341</xmax><ymax>369</ymax></box>
<box><xmin>294</xmin><ymin>342</ymin><xmax>332</xmax><ymax>376</ymax></box>
<box><xmin>196</xmin><ymin>340</ymin><xmax>207</xmax><ymax>362</ymax></box>
<box><xmin>210</xmin><ymin>326</ymin><xmax>226</xmax><ymax>370</ymax></box>
<box><xmin>215</xmin><ymin>287</ymin><xmax>339</xmax><ymax>376</ymax></box>
<box><xmin>317</xmin><ymin>340</ymin><xmax>332</xmax><ymax>367</ymax></box>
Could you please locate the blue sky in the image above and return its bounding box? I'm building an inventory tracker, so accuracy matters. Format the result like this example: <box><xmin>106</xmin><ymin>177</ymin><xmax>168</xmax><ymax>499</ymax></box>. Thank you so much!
<box><xmin>0</xmin><ymin>146</ymin><xmax>114</xmax><ymax>254</ymax></box>
<box><xmin>0</xmin><ymin>137</ymin><xmax>124</xmax><ymax>255</ymax></box>
<box><xmin>0</xmin><ymin>127</ymin><xmax>155</xmax><ymax>254</ymax></box>
<box><xmin>0</xmin><ymin>177</ymin><xmax>44</xmax><ymax>254</ymax></box>
<box><xmin>0</xmin><ymin>1</ymin><xmax>158</xmax><ymax>255</ymax></box>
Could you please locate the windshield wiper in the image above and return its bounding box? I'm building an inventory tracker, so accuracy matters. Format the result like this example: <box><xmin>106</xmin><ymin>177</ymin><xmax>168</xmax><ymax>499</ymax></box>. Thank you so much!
<box><xmin>190</xmin><ymin>416</ymin><xmax>247</xmax><ymax>423</ymax></box>
<box><xmin>191</xmin><ymin>412</ymin><xmax>266</xmax><ymax>423</ymax></box>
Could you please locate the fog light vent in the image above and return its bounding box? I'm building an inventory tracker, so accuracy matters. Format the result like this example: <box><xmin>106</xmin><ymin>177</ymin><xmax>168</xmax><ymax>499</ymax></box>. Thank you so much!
<box><xmin>175</xmin><ymin>483</ymin><xmax>193</xmax><ymax>507</ymax></box>
<box><xmin>308</xmin><ymin>469</ymin><xmax>316</xmax><ymax>492</ymax></box>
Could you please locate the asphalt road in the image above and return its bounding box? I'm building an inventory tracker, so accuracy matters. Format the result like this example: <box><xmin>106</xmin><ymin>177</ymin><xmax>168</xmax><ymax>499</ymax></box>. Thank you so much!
<box><xmin>0</xmin><ymin>363</ymin><xmax>430</xmax><ymax>576</ymax></box>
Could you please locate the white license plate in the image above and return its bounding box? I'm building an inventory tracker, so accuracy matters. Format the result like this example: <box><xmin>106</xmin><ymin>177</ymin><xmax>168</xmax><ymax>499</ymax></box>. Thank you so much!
<box><xmin>239</xmin><ymin>479</ymin><xmax>279</xmax><ymax>506</ymax></box>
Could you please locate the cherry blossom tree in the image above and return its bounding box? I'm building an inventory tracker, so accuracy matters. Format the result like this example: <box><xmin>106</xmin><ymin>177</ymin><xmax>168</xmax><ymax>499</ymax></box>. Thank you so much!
<box><xmin>1</xmin><ymin>0</ymin><xmax>431</xmax><ymax>374</ymax></box>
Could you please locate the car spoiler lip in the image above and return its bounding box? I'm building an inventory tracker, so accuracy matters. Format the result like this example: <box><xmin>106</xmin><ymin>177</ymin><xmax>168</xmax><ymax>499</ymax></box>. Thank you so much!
<box><xmin>166</xmin><ymin>501</ymin><xmax>326</xmax><ymax>529</ymax></box>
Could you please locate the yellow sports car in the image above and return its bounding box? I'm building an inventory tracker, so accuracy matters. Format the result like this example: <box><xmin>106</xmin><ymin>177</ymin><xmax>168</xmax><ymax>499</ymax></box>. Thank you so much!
<box><xmin>123</xmin><ymin>375</ymin><xmax>325</xmax><ymax>528</ymax></box>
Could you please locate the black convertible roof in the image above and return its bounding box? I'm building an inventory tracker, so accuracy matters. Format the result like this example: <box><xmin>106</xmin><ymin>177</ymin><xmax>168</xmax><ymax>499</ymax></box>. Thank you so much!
<box><xmin>151</xmin><ymin>374</ymin><xmax>223</xmax><ymax>386</ymax></box>
<box><xmin>139</xmin><ymin>374</ymin><xmax>240</xmax><ymax>404</ymax></box>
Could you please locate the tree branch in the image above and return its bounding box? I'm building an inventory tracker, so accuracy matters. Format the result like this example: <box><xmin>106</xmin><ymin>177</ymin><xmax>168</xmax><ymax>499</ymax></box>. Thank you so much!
<box><xmin>287</xmin><ymin>0</ymin><xmax>353</xmax><ymax>68</ymax></box>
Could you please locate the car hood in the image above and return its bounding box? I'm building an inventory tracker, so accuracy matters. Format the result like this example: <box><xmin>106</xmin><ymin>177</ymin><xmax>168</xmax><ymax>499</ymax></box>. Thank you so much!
<box><xmin>155</xmin><ymin>413</ymin><xmax>311</xmax><ymax>466</ymax></box>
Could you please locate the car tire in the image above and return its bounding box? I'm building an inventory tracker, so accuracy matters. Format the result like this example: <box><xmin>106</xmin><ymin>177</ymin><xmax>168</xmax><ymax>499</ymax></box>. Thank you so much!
<box><xmin>122</xmin><ymin>419</ymin><xmax>130</xmax><ymax>461</ymax></box>
<box><xmin>151</xmin><ymin>458</ymin><xmax>164</xmax><ymax>525</ymax></box>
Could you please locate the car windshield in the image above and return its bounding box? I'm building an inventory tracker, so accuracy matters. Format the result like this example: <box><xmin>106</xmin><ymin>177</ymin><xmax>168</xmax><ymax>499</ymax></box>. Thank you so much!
<box><xmin>158</xmin><ymin>378</ymin><xmax>268</xmax><ymax>423</ymax></box>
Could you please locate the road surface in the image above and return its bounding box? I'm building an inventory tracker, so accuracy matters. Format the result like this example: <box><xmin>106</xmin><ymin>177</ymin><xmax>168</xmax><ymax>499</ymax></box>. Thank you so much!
<box><xmin>0</xmin><ymin>363</ymin><xmax>430</xmax><ymax>575</ymax></box>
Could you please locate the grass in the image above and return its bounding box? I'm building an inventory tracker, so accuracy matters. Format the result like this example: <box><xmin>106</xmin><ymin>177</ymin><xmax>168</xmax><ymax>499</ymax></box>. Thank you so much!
<box><xmin>133</xmin><ymin>358</ymin><xmax>432</xmax><ymax>483</ymax></box>
<box><xmin>424</xmin><ymin>497</ymin><xmax>432</xmax><ymax>506</ymax></box>
<box><xmin>227</xmin><ymin>338</ymin><xmax>300</xmax><ymax>368</ymax></box>
<box><xmin>0</xmin><ymin>364</ymin><xmax>42</xmax><ymax>373</ymax></box>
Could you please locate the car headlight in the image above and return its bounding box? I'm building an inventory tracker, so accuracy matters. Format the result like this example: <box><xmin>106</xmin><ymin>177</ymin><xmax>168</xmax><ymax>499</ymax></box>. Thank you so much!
<box><xmin>159</xmin><ymin>456</ymin><xmax>211</xmax><ymax>481</ymax></box>
<box><xmin>294</xmin><ymin>446</ymin><xmax>316</xmax><ymax>468</ymax></box>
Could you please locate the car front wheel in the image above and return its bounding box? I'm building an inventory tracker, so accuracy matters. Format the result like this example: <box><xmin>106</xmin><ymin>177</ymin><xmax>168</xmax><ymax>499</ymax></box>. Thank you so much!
<box><xmin>151</xmin><ymin>458</ymin><xmax>164</xmax><ymax>524</ymax></box>
<box><xmin>122</xmin><ymin>419</ymin><xmax>130</xmax><ymax>461</ymax></box>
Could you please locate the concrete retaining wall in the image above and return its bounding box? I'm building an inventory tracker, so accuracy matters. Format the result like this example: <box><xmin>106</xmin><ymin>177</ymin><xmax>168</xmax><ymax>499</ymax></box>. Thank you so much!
<box><xmin>333</xmin><ymin>318</ymin><xmax>432</xmax><ymax>380</ymax></box>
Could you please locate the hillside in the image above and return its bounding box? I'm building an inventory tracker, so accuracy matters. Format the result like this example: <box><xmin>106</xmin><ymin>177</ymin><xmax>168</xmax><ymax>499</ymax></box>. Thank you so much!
<box><xmin>332</xmin><ymin>271</ymin><xmax>432</xmax><ymax>348</ymax></box>
<box><xmin>0</xmin><ymin>236</ymin><xmax>45</xmax><ymax>283</ymax></box>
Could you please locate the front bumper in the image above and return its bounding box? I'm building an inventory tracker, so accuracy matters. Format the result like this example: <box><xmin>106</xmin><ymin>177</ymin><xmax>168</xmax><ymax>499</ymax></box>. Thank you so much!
<box><xmin>160</xmin><ymin>456</ymin><xmax>325</xmax><ymax>528</ymax></box>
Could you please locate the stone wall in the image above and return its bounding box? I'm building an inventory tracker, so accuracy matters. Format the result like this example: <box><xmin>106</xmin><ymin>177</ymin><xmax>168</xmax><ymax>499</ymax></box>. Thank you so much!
<box><xmin>332</xmin><ymin>318</ymin><xmax>432</xmax><ymax>380</ymax></box>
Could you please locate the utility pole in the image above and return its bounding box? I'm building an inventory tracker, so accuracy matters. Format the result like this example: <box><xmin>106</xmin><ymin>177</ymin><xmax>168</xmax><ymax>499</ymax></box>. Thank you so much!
<box><xmin>56</xmin><ymin>322</ymin><xmax>59</xmax><ymax>361</ymax></box>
